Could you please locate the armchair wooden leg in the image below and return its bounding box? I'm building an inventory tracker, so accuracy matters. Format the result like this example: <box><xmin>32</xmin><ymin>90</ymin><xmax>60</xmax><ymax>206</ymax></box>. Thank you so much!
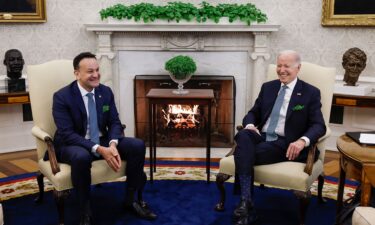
<box><xmin>34</xmin><ymin>172</ymin><xmax>44</xmax><ymax>203</ymax></box>
<box><xmin>294</xmin><ymin>190</ymin><xmax>311</xmax><ymax>225</ymax></box>
<box><xmin>317</xmin><ymin>174</ymin><xmax>326</xmax><ymax>203</ymax></box>
<box><xmin>53</xmin><ymin>189</ymin><xmax>70</xmax><ymax>225</ymax></box>
<box><xmin>214</xmin><ymin>173</ymin><xmax>231</xmax><ymax>211</ymax></box>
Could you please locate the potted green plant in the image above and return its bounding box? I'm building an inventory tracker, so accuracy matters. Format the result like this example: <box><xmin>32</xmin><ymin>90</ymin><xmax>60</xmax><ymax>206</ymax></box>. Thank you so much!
<box><xmin>165</xmin><ymin>55</ymin><xmax>197</xmax><ymax>94</ymax></box>
<box><xmin>99</xmin><ymin>1</ymin><xmax>267</xmax><ymax>25</ymax></box>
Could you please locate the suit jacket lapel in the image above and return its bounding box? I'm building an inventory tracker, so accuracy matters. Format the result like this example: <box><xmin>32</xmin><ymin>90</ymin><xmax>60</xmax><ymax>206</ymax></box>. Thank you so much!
<box><xmin>286</xmin><ymin>79</ymin><xmax>303</xmax><ymax>121</ymax></box>
<box><xmin>72</xmin><ymin>81</ymin><xmax>88</xmax><ymax>131</ymax></box>
<box><xmin>259</xmin><ymin>81</ymin><xmax>281</xmax><ymax>129</ymax></box>
<box><xmin>95</xmin><ymin>86</ymin><xmax>104</xmax><ymax>128</ymax></box>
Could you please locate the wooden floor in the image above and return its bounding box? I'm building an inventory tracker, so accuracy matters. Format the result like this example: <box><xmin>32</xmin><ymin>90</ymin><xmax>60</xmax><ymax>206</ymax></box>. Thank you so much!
<box><xmin>0</xmin><ymin>149</ymin><xmax>340</xmax><ymax>179</ymax></box>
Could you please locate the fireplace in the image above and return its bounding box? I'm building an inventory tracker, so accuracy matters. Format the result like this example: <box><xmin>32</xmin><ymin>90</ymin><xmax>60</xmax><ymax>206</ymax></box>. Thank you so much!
<box><xmin>85</xmin><ymin>22</ymin><xmax>280</xmax><ymax>150</ymax></box>
<box><xmin>134</xmin><ymin>75</ymin><xmax>235</xmax><ymax>147</ymax></box>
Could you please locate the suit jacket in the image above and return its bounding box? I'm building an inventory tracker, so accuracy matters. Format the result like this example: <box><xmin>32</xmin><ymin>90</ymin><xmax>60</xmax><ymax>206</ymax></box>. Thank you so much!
<box><xmin>52</xmin><ymin>81</ymin><xmax>123</xmax><ymax>155</ymax></box>
<box><xmin>242</xmin><ymin>78</ymin><xmax>326</xmax><ymax>161</ymax></box>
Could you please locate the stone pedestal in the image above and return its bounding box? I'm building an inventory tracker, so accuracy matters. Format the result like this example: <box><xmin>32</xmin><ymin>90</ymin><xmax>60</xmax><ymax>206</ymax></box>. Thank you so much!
<box><xmin>334</xmin><ymin>82</ymin><xmax>374</xmax><ymax>96</ymax></box>
<box><xmin>6</xmin><ymin>78</ymin><xmax>26</xmax><ymax>92</ymax></box>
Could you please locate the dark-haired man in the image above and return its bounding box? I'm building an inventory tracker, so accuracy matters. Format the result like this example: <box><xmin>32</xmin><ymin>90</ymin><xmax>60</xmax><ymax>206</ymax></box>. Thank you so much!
<box><xmin>52</xmin><ymin>52</ymin><xmax>157</xmax><ymax>225</ymax></box>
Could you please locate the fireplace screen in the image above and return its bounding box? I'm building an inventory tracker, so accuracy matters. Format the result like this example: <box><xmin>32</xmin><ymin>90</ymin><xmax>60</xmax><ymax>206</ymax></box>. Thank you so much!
<box><xmin>134</xmin><ymin>75</ymin><xmax>235</xmax><ymax>147</ymax></box>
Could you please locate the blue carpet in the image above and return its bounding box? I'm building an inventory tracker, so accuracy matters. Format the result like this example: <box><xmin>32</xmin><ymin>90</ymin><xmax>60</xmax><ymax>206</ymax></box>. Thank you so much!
<box><xmin>2</xmin><ymin>180</ymin><xmax>336</xmax><ymax>225</ymax></box>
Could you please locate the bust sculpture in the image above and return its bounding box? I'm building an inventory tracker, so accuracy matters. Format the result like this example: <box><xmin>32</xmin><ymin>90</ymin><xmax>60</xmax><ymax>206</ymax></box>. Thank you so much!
<box><xmin>4</xmin><ymin>49</ymin><xmax>25</xmax><ymax>80</ymax></box>
<box><xmin>3</xmin><ymin>49</ymin><xmax>26</xmax><ymax>92</ymax></box>
<box><xmin>342</xmin><ymin>47</ymin><xmax>367</xmax><ymax>86</ymax></box>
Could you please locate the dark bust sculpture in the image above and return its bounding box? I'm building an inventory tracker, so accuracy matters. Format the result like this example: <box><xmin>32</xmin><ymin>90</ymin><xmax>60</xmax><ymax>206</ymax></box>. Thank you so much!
<box><xmin>4</xmin><ymin>49</ymin><xmax>24</xmax><ymax>80</ymax></box>
<box><xmin>342</xmin><ymin>47</ymin><xmax>367</xmax><ymax>86</ymax></box>
<box><xmin>3</xmin><ymin>49</ymin><xmax>26</xmax><ymax>92</ymax></box>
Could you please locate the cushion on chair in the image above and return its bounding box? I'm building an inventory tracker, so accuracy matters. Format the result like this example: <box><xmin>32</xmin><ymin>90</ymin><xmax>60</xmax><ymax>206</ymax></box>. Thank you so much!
<box><xmin>352</xmin><ymin>207</ymin><xmax>375</xmax><ymax>225</ymax></box>
<box><xmin>219</xmin><ymin>155</ymin><xmax>323</xmax><ymax>191</ymax></box>
<box><xmin>38</xmin><ymin>159</ymin><xmax>126</xmax><ymax>191</ymax></box>
<box><xmin>254</xmin><ymin>160</ymin><xmax>323</xmax><ymax>191</ymax></box>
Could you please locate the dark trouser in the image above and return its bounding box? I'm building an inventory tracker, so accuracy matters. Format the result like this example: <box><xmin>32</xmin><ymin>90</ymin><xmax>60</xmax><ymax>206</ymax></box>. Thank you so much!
<box><xmin>59</xmin><ymin>137</ymin><xmax>146</xmax><ymax>215</ymax></box>
<box><xmin>234</xmin><ymin>129</ymin><xmax>289</xmax><ymax>176</ymax></box>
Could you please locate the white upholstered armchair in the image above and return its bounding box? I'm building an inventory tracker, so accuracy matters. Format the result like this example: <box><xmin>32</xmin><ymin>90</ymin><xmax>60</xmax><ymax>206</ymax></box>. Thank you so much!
<box><xmin>27</xmin><ymin>60</ymin><xmax>127</xmax><ymax>225</ymax></box>
<box><xmin>214</xmin><ymin>62</ymin><xmax>336</xmax><ymax>224</ymax></box>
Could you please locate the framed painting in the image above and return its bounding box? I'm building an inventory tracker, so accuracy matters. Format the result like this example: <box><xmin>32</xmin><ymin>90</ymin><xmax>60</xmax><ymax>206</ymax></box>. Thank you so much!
<box><xmin>0</xmin><ymin>0</ymin><xmax>46</xmax><ymax>23</ymax></box>
<box><xmin>322</xmin><ymin>0</ymin><xmax>375</xmax><ymax>26</ymax></box>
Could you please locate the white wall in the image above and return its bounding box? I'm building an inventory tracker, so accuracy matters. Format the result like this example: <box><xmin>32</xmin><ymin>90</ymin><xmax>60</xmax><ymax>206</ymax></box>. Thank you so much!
<box><xmin>1</xmin><ymin>0</ymin><xmax>375</xmax><ymax>76</ymax></box>
<box><xmin>1</xmin><ymin>0</ymin><xmax>375</xmax><ymax>152</ymax></box>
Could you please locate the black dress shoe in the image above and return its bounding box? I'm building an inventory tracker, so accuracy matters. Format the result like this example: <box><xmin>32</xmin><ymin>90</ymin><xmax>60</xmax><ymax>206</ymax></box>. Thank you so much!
<box><xmin>125</xmin><ymin>201</ymin><xmax>157</xmax><ymax>220</ymax></box>
<box><xmin>233</xmin><ymin>198</ymin><xmax>253</xmax><ymax>219</ymax></box>
<box><xmin>233</xmin><ymin>198</ymin><xmax>257</xmax><ymax>225</ymax></box>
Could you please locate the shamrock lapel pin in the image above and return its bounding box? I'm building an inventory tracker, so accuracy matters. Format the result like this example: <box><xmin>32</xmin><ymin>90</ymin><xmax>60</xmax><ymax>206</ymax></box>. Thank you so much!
<box><xmin>292</xmin><ymin>104</ymin><xmax>304</xmax><ymax>111</ymax></box>
<box><xmin>103</xmin><ymin>105</ymin><xmax>109</xmax><ymax>112</ymax></box>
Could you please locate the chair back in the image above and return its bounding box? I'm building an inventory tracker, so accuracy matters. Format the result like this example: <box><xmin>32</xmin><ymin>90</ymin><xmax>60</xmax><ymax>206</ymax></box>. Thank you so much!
<box><xmin>27</xmin><ymin>60</ymin><xmax>74</xmax><ymax>159</ymax></box>
<box><xmin>266</xmin><ymin>62</ymin><xmax>336</xmax><ymax>160</ymax></box>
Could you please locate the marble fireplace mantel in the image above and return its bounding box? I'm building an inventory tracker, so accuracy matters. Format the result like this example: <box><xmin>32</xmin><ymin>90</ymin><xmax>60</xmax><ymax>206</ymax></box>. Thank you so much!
<box><xmin>85</xmin><ymin>22</ymin><xmax>280</xmax><ymax>136</ymax></box>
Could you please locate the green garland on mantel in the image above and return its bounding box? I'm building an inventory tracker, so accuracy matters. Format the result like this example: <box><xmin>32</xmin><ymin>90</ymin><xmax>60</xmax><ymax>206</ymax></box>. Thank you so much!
<box><xmin>99</xmin><ymin>1</ymin><xmax>267</xmax><ymax>26</ymax></box>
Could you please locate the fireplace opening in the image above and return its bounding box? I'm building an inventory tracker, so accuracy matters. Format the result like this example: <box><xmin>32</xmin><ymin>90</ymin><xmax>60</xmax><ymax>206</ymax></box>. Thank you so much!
<box><xmin>134</xmin><ymin>75</ymin><xmax>235</xmax><ymax>147</ymax></box>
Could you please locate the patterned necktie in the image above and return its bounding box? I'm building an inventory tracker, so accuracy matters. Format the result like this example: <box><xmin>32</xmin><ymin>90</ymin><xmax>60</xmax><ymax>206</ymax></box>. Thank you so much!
<box><xmin>86</xmin><ymin>93</ymin><xmax>100</xmax><ymax>144</ymax></box>
<box><xmin>266</xmin><ymin>85</ymin><xmax>288</xmax><ymax>141</ymax></box>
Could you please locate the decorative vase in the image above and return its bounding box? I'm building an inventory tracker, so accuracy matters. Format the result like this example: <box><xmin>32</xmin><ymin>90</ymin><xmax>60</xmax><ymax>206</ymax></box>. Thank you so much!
<box><xmin>169</xmin><ymin>73</ymin><xmax>193</xmax><ymax>94</ymax></box>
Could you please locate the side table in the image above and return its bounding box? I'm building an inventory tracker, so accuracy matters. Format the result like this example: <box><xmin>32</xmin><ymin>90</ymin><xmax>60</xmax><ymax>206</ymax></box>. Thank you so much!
<box><xmin>0</xmin><ymin>91</ymin><xmax>29</xmax><ymax>105</ymax></box>
<box><xmin>146</xmin><ymin>89</ymin><xmax>214</xmax><ymax>183</ymax></box>
<box><xmin>336</xmin><ymin>135</ymin><xmax>375</xmax><ymax>215</ymax></box>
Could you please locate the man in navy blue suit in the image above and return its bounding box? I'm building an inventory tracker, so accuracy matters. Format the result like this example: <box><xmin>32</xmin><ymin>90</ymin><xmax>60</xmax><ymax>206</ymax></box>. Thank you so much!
<box><xmin>233</xmin><ymin>50</ymin><xmax>326</xmax><ymax>225</ymax></box>
<box><xmin>52</xmin><ymin>52</ymin><xmax>157</xmax><ymax>225</ymax></box>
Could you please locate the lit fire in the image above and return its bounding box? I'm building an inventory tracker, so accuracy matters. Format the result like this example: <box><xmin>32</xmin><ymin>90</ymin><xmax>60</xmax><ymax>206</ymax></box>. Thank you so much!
<box><xmin>162</xmin><ymin>104</ymin><xmax>200</xmax><ymax>128</ymax></box>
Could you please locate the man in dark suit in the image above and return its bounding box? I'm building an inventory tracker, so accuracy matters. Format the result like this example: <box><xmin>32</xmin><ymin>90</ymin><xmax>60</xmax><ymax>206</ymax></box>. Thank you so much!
<box><xmin>233</xmin><ymin>50</ymin><xmax>326</xmax><ymax>225</ymax></box>
<box><xmin>52</xmin><ymin>52</ymin><xmax>157</xmax><ymax>225</ymax></box>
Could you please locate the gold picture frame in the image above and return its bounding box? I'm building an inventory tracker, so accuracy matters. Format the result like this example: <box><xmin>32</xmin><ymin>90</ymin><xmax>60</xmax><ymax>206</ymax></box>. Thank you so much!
<box><xmin>322</xmin><ymin>0</ymin><xmax>375</xmax><ymax>26</ymax></box>
<box><xmin>0</xmin><ymin>0</ymin><xmax>46</xmax><ymax>23</ymax></box>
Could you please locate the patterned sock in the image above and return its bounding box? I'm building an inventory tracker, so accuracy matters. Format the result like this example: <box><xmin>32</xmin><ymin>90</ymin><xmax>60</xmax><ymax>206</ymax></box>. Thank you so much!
<box><xmin>239</xmin><ymin>174</ymin><xmax>252</xmax><ymax>201</ymax></box>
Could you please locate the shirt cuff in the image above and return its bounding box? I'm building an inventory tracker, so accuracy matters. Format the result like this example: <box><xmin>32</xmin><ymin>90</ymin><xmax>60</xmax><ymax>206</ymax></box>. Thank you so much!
<box><xmin>109</xmin><ymin>139</ymin><xmax>118</xmax><ymax>146</ymax></box>
<box><xmin>300</xmin><ymin>136</ymin><xmax>310</xmax><ymax>147</ymax></box>
<box><xmin>91</xmin><ymin>144</ymin><xmax>100</xmax><ymax>155</ymax></box>
<box><xmin>245</xmin><ymin>124</ymin><xmax>255</xmax><ymax>129</ymax></box>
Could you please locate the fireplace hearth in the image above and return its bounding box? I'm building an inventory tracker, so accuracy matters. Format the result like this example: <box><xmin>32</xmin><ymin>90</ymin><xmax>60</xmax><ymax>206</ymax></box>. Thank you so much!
<box><xmin>134</xmin><ymin>75</ymin><xmax>235</xmax><ymax>147</ymax></box>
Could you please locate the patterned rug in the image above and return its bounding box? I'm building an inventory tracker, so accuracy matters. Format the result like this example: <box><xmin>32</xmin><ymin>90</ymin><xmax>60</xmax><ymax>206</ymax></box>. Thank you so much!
<box><xmin>0</xmin><ymin>161</ymin><xmax>357</xmax><ymax>202</ymax></box>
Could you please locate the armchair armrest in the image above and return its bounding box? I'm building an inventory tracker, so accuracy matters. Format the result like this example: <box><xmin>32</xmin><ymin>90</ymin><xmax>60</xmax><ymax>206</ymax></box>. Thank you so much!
<box><xmin>303</xmin><ymin>144</ymin><xmax>317</xmax><ymax>175</ymax></box>
<box><xmin>31</xmin><ymin>126</ymin><xmax>52</xmax><ymax>140</ymax></box>
<box><xmin>303</xmin><ymin>127</ymin><xmax>331</xmax><ymax>175</ymax></box>
<box><xmin>31</xmin><ymin>126</ymin><xmax>60</xmax><ymax>175</ymax></box>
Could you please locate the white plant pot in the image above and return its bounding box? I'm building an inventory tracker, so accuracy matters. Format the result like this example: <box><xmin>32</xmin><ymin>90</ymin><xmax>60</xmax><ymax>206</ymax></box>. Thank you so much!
<box><xmin>169</xmin><ymin>73</ymin><xmax>193</xmax><ymax>95</ymax></box>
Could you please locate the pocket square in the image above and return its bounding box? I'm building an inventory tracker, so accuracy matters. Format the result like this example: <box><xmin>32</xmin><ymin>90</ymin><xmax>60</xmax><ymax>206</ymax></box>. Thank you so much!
<box><xmin>292</xmin><ymin>104</ymin><xmax>304</xmax><ymax>111</ymax></box>
<box><xmin>103</xmin><ymin>105</ymin><xmax>109</xmax><ymax>112</ymax></box>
